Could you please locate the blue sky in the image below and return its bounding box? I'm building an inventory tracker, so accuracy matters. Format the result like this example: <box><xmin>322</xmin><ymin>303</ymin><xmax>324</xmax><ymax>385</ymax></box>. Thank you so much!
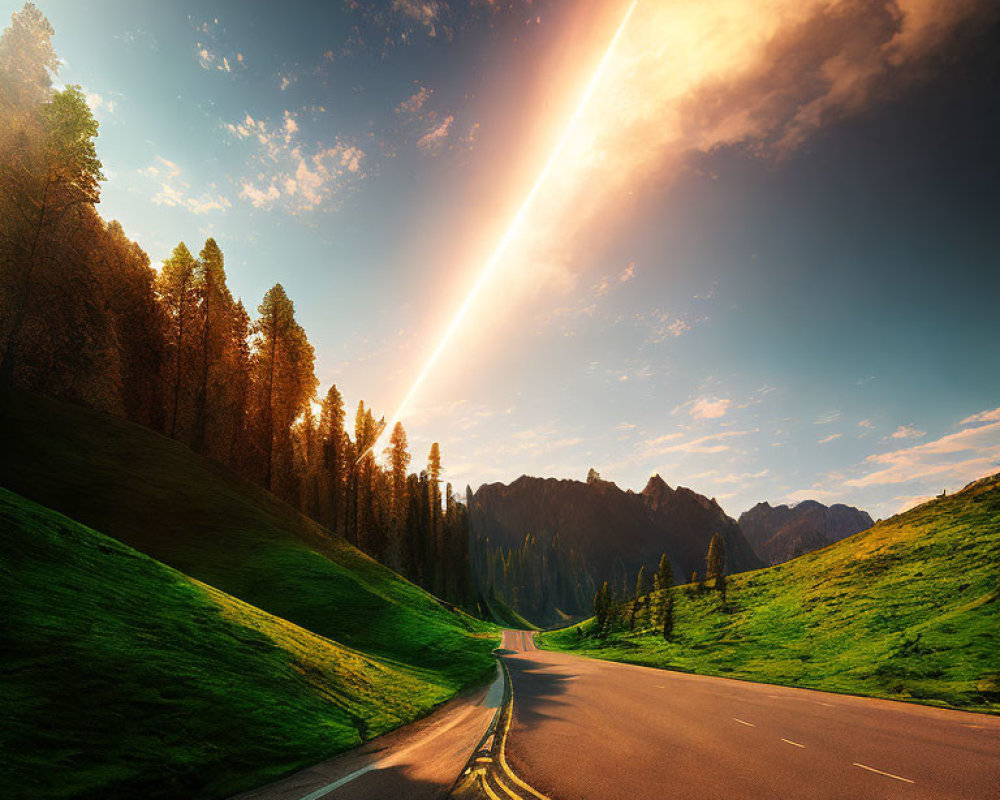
<box><xmin>10</xmin><ymin>0</ymin><xmax>1000</xmax><ymax>518</ymax></box>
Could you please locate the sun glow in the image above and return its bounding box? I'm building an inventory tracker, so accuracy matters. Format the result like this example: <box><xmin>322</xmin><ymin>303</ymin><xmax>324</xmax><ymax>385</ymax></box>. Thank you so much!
<box><xmin>364</xmin><ymin>0</ymin><xmax>989</xmax><ymax>462</ymax></box>
<box><xmin>363</xmin><ymin>1</ymin><xmax>638</xmax><ymax>460</ymax></box>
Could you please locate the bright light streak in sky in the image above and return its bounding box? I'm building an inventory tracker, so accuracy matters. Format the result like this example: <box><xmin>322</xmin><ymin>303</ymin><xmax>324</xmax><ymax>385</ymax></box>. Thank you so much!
<box><xmin>364</xmin><ymin>0</ymin><xmax>638</xmax><ymax>460</ymax></box>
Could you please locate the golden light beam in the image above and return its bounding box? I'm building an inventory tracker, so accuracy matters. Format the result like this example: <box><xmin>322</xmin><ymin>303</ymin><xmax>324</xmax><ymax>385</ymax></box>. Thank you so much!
<box><xmin>363</xmin><ymin>0</ymin><xmax>638</xmax><ymax>462</ymax></box>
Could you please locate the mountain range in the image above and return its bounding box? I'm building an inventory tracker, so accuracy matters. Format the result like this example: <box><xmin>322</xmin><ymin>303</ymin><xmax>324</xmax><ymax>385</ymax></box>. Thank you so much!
<box><xmin>738</xmin><ymin>500</ymin><xmax>874</xmax><ymax>565</ymax></box>
<box><xmin>469</xmin><ymin>473</ymin><xmax>764</xmax><ymax>591</ymax></box>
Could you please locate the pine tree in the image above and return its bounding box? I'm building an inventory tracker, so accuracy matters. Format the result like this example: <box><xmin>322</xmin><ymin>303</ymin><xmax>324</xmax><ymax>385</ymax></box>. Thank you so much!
<box><xmin>191</xmin><ymin>237</ymin><xmax>235</xmax><ymax>456</ymax></box>
<box><xmin>250</xmin><ymin>284</ymin><xmax>317</xmax><ymax>494</ymax></box>
<box><xmin>157</xmin><ymin>242</ymin><xmax>198</xmax><ymax>439</ymax></box>
<box><xmin>654</xmin><ymin>554</ymin><xmax>674</xmax><ymax>640</ymax></box>
<box><xmin>1</xmin><ymin>77</ymin><xmax>104</xmax><ymax>411</ymax></box>
<box><xmin>628</xmin><ymin>565</ymin><xmax>646</xmax><ymax>630</ymax></box>
<box><xmin>706</xmin><ymin>532</ymin><xmax>727</xmax><ymax>604</ymax></box>
<box><xmin>317</xmin><ymin>383</ymin><xmax>347</xmax><ymax>534</ymax></box>
<box><xmin>385</xmin><ymin>421</ymin><xmax>410</xmax><ymax>570</ymax></box>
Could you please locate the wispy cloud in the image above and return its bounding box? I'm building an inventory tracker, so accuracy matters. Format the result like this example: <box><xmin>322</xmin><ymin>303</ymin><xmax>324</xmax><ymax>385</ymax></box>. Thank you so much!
<box><xmin>495</xmin><ymin>428</ymin><xmax>584</xmax><ymax>457</ymax></box>
<box><xmin>226</xmin><ymin>111</ymin><xmax>366</xmax><ymax>212</ymax></box>
<box><xmin>417</xmin><ymin>113</ymin><xmax>454</xmax><ymax>153</ymax></box>
<box><xmin>845</xmin><ymin>407</ymin><xmax>1000</xmax><ymax>488</ymax></box>
<box><xmin>396</xmin><ymin>86</ymin><xmax>432</xmax><ymax>115</ymax></box>
<box><xmin>891</xmin><ymin>424</ymin><xmax>926</xmax><ymax>439</ymax></box>
<box><xmin>818</xmin><ymin>432</ymin><xmax>842</xmax><ymax>444</ymax></box>
<box><xmin>639</xmin><ymin>429</ymin><xmax>755</xmax><ymax>460</ymax></box>
<box><xmin>814</xmin><ymin>410</ymin><xmax>841</xmax><ymax>425</ymax></box>
<box><xmin>141</xmin><ymin>156</ymin><xmax>231</xmax><ymax>215</ymax></box>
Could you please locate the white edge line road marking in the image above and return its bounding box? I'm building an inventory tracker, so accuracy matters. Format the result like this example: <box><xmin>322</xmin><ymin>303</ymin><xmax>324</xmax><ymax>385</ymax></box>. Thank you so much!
<box><xmin>299</xmin><ymin>764</ymin><xmax>377</xmax><ymax>800</ymax></box>
<box><xmin>299</xmin><ymin>668</ymin><xmax>504</xmax><ymax>800</ymax></box>
<box><xmin>733</xmin><ymin>718</ymin><xmax>756</xmax><ymax>727</ymax></box>
<box><xmin>781</xmin><ymin>739</ymin><xmax>806</xmax><ymax>748</ymax></box>
<box><xmin>853</xmin><ymin>763</ymin><xmax>915</xmax><ymax>784</ymax></box>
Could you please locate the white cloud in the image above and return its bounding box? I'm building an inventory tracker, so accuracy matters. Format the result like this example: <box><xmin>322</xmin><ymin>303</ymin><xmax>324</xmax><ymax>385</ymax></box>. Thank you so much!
<box><xmin>226</xmin><ymin>111</ymin><xmax>366</xmax><ymax>213</ymax></box>
<box><xmin>142</xmin><ymin>156</ymin><xmax>231</xmax><ymax>215</ymax></box>
<box><xmin>891</xmin><ymin>424</ymin><xmax>926</xmax><ymax>439</ymax></box>
<box><xmin>690</xmin><ymin>397</ymin><xmax>730</xmax><ymax>420</ymax></box>
<box><xmin>495</xmin><ymin>428</ymin><xmax>584</xmax><ymax>457</ymax></box>
<box><xmin>417</xmin><ymin>113</ymin><xmax>454</xmax><ymax>152</ymax></box>
<box><xmin>396</xmin><ymin>86</ymin><xmax>433</xmax><ymax>115</ymax></box>
<box><xmin>818</xmin><ymin>433</ymin><xmax>842</xmax><ymax>444</ymax></box>
<box><xmin>83</xmin><ymin>90</ymin><xmax>114</xmax><ymax>114</ymax></box>
<box><xmin>845</xmin><ymin>407</ymin><xmax>1000</xmax><ymax>488</ymax></box>
<box><xmin>961</xmin><ymin>408</ymin><xmax>1000</xmax><ymax>426</ymax></box>
<box><xmin>639</xmin><ymin>429</ymin><xmax>754</xmax><ymax>460</ymax></box>
<box><xmin>197</xmin><ymin>44</ymin><xmax>233</xmax><ymax>72</ymax></box>
<box><xmin>620</xmin><ymin>262</ymin><xmax>636</xmax><ymax>283</ymax></box>
<box><xmin>814</xmin><ymin>410</ymin><xmax>841</xmax><ymax>425</ymax></box>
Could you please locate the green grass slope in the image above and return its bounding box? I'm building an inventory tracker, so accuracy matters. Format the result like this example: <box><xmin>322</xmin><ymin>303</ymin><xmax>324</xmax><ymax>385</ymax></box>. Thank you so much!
<box><xmin>0</xmin><ymin>392</ymin><xmax>496</xmax><ymax>692</ymax></box>
<box><xmin>541</xmin><ymin>474</ymin><xmax>1000</xmax><ymax>714</ymax></box>
<box><xmin>0</xmin><ymin>488</ymin><xmax>479</xmax><ymax>799</ymax></box>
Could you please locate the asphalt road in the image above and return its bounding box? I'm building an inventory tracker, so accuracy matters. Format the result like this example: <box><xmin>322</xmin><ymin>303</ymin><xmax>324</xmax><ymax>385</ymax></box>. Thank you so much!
<box><xmin>230</xmin><ymin>668</ymin><xmax>502</xmax><ymax>800</ymax></box>
<box><xmin>498</xmin><ymin>630</ymin><xmax>1000</xmax><ymax>800</ymax></box>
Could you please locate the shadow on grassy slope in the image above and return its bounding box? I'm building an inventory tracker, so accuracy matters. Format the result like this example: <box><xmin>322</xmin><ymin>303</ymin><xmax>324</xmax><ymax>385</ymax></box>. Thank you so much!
<box><xmin>0</xmin><ymin>488</ymin><xmax>477</xmax><ymax>800</ymax></box>
<box><xmin>0</xmin><ymin>392</ymin><xmax>497</xmax><ymax>690</ymax></box>
<box><xmin>540</xmin><ymin>474</ymin><xmax>1000</xmax><ymax>714</ymax></box>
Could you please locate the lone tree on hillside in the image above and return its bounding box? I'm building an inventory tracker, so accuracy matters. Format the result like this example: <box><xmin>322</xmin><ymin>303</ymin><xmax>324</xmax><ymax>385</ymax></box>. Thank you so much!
<box><xmin>628</xmin><ymin>566</ymin><xmax>647</xmax><ymax>630</ymax></box>
<box><xmin>706</xmin><ymin>533</ymin><xmax>727</xmax><ymax>604</ymax></box>
<box><xmin>652</xmin><ymin>553</ymin><xmax>674</xmax><ymax>640</ymax></box>
<box><xmin>594</xmin><ymin>581</ymin><xmax>612</xmax><ymax>636</ymax></box>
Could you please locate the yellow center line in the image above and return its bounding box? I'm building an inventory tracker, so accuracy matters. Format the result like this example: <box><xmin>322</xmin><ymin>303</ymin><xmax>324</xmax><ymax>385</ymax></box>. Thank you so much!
<box><xmin>733</xmin><ymin>718</ymin><xmax>756</xmax><ymax>727</ymax></box>
<box><xmin>781</xmin><ymin>738</ymin><xmax>806</xmax><ymax>748</ymax></box>
<box><xmin>497</xmin><ymin>661</ymin><xmax>555</xmax><ymax>800</ymax></box>
<box><xmin>481</xmin><ymin>773</ymin><xmax>506</xmax><ymax>800</ymax></box>
<box><xmin>493</xmin><ymin>770</ymin><xmax>525</xmax><ymax>800</ymax></box>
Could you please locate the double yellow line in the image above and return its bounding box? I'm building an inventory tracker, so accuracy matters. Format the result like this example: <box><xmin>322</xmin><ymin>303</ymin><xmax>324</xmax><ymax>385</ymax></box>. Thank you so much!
<box><xmin>455</xmin><ymin>656</ymin><xmax>553</xmax><ymax>800</ymax></box>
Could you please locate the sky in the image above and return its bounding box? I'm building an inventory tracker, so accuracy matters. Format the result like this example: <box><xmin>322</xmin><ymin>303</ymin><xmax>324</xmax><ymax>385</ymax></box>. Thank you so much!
<box><xmin>7</xmin><ymin>0</ymin><xmax>1000</xmax><ymax>519</ymax></box>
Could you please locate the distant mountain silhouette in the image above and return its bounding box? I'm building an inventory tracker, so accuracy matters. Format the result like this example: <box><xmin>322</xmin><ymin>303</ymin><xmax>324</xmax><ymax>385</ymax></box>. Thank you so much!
<box><xmin>468</xmin><ymin>473</ymin><xmax>763</xmax><ymax>592</ymax></box>
<box><xmin>738</xmin><ymin>500</ymin><xmax>873</xmax><ymax>565</ymax></box>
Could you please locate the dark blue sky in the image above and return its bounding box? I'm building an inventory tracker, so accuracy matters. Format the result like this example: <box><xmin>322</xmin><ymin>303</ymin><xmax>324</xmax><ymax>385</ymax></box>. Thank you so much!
<box><xmin>8</xmin><ymin>0</ymin><xmax>999</xmax><ymax>516</ymax></box>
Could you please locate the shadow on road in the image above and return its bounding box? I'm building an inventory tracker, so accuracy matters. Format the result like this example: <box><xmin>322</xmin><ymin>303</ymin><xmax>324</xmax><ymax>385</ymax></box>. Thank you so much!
<box><xmin>501</xmin><ymin>656</ymin><xmax>576</xmax><ymax>729</ymax></box>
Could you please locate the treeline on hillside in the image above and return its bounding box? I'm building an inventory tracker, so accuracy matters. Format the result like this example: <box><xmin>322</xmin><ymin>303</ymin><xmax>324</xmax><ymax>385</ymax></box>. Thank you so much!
<box><xmin>591</xmin><ymin>533</ymin><xmax>729</xmax><ymax>640</ymax></box>
<box><xmin>470</xmin><ymin>532</ymin><xmax>598</xmax><ymax>623</ymax></box>
<box><xmin>0</xmin><ymin>4</ymin><xmax>471</xmax><ymax>606</ymax></box>
<box><xmin>477</xmin><ymin>525</ymin><xmax>733</xmax><ymax>628</ymax></box>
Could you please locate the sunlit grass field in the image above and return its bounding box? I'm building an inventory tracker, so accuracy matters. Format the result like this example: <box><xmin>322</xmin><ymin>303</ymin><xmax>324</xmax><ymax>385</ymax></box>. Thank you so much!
<box><xmin>0</xmin><ymin>489</ymin><xmax>495</xmax><ymax>799</ymax></box>
<box><xmin>541</xmin><ymin>474</ymin><xmax>1000</xmax><ymax>714</ymax></box>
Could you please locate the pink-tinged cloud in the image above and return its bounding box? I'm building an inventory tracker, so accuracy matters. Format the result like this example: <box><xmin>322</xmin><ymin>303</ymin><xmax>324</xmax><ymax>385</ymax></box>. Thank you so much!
<box><xmin>640</xmin><ymin>429</ymin><xmax>754</xmax><ymax>460</ymax></box>
<box><xmin>417</xmin><ymin>113</ymin><xmax>454</xmax><ymax>152</ymax></box>
<box><xmin>227</xmin><ymin>111</ymin><xmax>366</xmax><ymax>212</ymax></box>
<box><xmin>690</xmin><ymin>397</ymin><xmax>730</xmax><ymax>420</ymax></box>
<box><xmin>396</xmin><ymin>86</ymin><xmax>433</xmax><ymax>115</ymax></box>
<box><xmin>846</xmin><ymin>407</ymin><xmax>1000</xmax><ymax>488</ymax></box>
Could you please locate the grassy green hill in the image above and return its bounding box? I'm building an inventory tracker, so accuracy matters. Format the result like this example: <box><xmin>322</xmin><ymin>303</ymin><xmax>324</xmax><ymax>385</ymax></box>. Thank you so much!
<box><xmin>0</xmin><ymin>392</ymin><xmax>496</xmax><ymax>690</ymax></box>
<box><xmin>541</xmin><ymin>474</ymin><xmax>1000</xmax><ymax>714</ymax></box>
<box><xmin>0</xmin><ymin>488</ymin><xmax>481</xmax><ymax>799</ymax></box>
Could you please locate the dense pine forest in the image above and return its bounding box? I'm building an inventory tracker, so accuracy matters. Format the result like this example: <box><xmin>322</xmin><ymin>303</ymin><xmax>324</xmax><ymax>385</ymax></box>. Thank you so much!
<box><xmin>0</xmin><ymin>4</ymin><xmax>473</xmax><ymax>607</ymax></box>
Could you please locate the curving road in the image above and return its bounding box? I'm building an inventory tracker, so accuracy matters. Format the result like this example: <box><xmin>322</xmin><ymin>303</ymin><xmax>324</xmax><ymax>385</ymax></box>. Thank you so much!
<box><xmin>231</xmin><ymin>670</ymin><xmax>503</xmax><ymax>800</ymax></box>
<box><xmin>497</xmin><ymin>630</ymin><xmax>1000</xmax><ymax>800</ymax></box>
